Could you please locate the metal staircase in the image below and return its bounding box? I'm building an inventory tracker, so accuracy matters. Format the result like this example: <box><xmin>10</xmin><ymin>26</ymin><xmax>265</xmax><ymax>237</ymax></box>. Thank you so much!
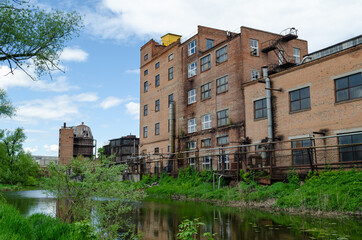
<box><xmin>261</xmin><ymin>28</ymin><xmax>298</xmax><ymax>74</ymax></box>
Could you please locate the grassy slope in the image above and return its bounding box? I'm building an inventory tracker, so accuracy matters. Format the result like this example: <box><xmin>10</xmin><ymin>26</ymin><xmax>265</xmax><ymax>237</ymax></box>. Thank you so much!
<box><xmin>138</xmin><ymin>169</ymin><xmax>362</xmax><ymax>212</ymax></box>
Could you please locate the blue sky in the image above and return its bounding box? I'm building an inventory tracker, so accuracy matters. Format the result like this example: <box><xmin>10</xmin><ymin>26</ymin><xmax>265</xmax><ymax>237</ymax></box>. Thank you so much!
<box><xmin>0</xmin><ymin>0</ymin><xmax>361</xmax><ymax>156</ymax></box>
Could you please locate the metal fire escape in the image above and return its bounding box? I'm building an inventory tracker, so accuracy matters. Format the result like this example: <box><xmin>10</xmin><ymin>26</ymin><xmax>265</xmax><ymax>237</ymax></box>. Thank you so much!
<box><xmin>261</xmin><ymin>28</ymin><xmax>298</xmax><ymax>74</ymax></box>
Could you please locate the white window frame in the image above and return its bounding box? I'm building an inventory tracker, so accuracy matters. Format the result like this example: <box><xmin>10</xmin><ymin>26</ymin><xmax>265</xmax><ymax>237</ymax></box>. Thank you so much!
<box><xmin>188</xmin><ymin>118</ymin><xmax>197</xmax><ymax>133</ymax></box>
<box><xmin>143</xmin><ymin>126</ymin><xmax>148</xmax><ymax>138</ymax></box>
<box><xmin>188</xmin><ymin>61</ymin><xmax>197</xmax><ymax>78</ymax></box>
<box><xmin>188</xmin><ymin>39</ymin><xmax>197</xmax><ymax>56</ymax></box>
<box><xmin>188</xmin><ymin>89</ymin><xmax>197</xmax><ymax>104</ymax></box>
<box><xmin>202</xmin><ymin>114</ymin><xmax>212</xmax><ymax>130</ymax></box>
<box><xmin>202</xmin><ymin>156</ymin><xmax>212</xmax><ymax>170</ymax></box>
<box><xmin>188</xmin><ymin>141</ymin><xmax>197</xmax><ymax>149</ymax></box>
<box><xmin>250</xmin><ymin>39</ymin><xmax>259</xmax><ymax>56</ymax></box>
<box><xmin>168</xmin><ymin>53</ymin><xmax>174</xmax><ymax>61</ymax></box>
<box><xmin>293</xmin><ymin>48</ymin><xmax>300</xmax><ymax>64</ymax></box>
<box><xmin>218</xmin><ymin>154</ymin><xmax>230</xmax><ymax>170</ymax></box>
<box><xmin>201</xmin><ymin>138</ymin><xmax>211</xmax><ymax>147</ymax></box>
<box><xmin>188</xmin><ymin>157</ymin><xmax>196</xmax><ymax>168</ymax></box>
<box><xmin>251</xmin><ymin>70</ymin><xmax>260</xmax><ymax>81</ymax></box>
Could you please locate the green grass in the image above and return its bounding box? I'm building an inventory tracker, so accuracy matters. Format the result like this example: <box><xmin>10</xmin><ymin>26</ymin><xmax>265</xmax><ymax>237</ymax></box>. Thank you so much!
<box><xmin>0</xmin><ymin>203</ymin><xmax>96</xmax><ymax>240</ymax></box>
<box><xmin>139</xmin><ymin>169</ymin><xmax>362</xmax><ymax>212</ymax></box>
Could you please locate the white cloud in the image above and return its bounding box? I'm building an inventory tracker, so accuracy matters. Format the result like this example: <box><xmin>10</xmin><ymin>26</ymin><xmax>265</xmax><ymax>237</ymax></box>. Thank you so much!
<box><xmin>60</xmin><ymin>47</ymin><xmax>89</xmax><ymax>62</ymax></box>
<box><xmin>24</xmin><ymin>146</ymin><xmax>39</xmax><ymax>154</ymax></box>
<box><xmin>85</xmin><ymin>0</ymin><xmax>362</xmax><ymax>52</ymax></box>
<box><xmin>99</xmin><ymin>96</ymin><xmax>122</xmax><ymax>109</ymax></box>
<box><xmin>125</xmin><ymin>101</ymin><xmax>139</xmax><ymax>119</ymax></box>
<box><xmin>73</xmin><ymin>93</ymin><xmax>99</xmax><ymax>102</ymax></box>
<box><xmin>125</xmin><ymin>69</ymin><xmax>140</xmax><ymax>74</ymax></box>
<box><xmin>44</xmin><ymin>144</ymin><xmax>59</xmax><ymax>154</ymax></box>
<box><xmin>0</xmin><ymin>66</ymin><xmax>77</xmax><ymax>92</ymax></box>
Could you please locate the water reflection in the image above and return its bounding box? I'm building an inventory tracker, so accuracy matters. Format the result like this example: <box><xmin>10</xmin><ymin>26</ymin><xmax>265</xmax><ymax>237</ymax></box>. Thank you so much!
<box><xmin>2</xmin><ymin>191</ymin><xmax>361</xmax><ymax>240</ymax></box>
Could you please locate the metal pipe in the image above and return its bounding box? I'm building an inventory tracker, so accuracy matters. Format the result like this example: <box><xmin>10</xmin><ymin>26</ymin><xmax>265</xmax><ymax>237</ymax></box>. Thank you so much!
<box><xmin>262</xmin><ymin>66</ymin><xmax>273</xmax><ymax>141</ymax></box>
<box><xmin>169</xmin><ymin>101</ymin><xmax>175</xmax><ymax>153</ymax></box>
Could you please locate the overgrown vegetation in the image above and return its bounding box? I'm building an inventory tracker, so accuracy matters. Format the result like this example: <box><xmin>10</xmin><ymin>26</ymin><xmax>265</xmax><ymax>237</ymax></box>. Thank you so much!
<box><xmin>138</xmin><ymin>168</ymin><xmax>361</xmax><ymax>212</ymax></box>
<box><xmin>177</xmin><ymin>218</ymin><xmax>215</xmax><ymax>240</ymax></box>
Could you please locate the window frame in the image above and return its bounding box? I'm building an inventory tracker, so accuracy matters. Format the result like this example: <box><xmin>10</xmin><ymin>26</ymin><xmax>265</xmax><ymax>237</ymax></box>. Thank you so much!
<box><xmin>155</xmin><ymin>62</ymin><xmax>160</xmax><ymax>69</ymax></box>
<box><xmin>338</xmin><ymin>132</ymin><xmax>362</xmax><ymax>162</ymax></box>
<box><xmin>144</xmin><ymin>81</ymin><xmax>148</xmax><ymax>92</ymax></box>
<box><xmin>293</xmin><ymin>48</ymin><xmax>300</xmax><ymax>64</ymax></box>
<box><xmin>217</xmin><ymin>109</ymin><xmax>229</xmax><ymax>127</ymax></box>
<box><xmin>291</xmin><ymin>139</ymin><xmax>313</xmax><ymax>165</ymax></box>
<box><xmin>188</xmin><ymin>89</ymin><xmax>197</xmax><ymax>104</ymax></box>
<box><xmin>251</xmin><ymin>69</ymin><xmax>260</xmax><ymax>81</ymax></box>
<box><xmin>168</xmin><ymin>67</ymin><xmax>173</xmax><ymax>80</ymax></box>
<box><xmin>188</xmin><ymin>157</ymin><xmax>196</xmax><ymax>169</ymax></box>
<box><xmin>144</xmin><ymin>104</ymin><xmax>148</xmax><ymax>116</ymax></box>
<box><xmin>216</xmin><ymin>45</ymin><xmax>227</xmax><ymax>64</ymax></box>
<box><xmin>188</xmin><ymin>61</ymin><xmax>197</xmax><ymax>78</ymax></box>
<box><xmin>200</xmin><ymin>54</ymin><xmax>211</xmax><ymax>72</ymax></box>
<box><xmin>188</xmin><ymin>39</ymin><xmax>197</xmax><ymax>56</ymax></box>
<box><xmin>250</xmin><ymin>39</ymin><xmax>259</xmax><ymax>56</ymax></box>
<box><xmin>168</xmin><ymin>93</ymin><xmax>173</xmax><ymax>107</ymax></box>
<box><xmin>155</xmin><ymin>99</ymin><xmax>160</xmax><ymax>112</ymax></box>
<box><xmin>217</xmin><ymin>135</ymin><xmax>229</xmax><ymax>146</ymax></box>
<box><xmin>201</xmin><ymin>114</ymin><xmax>212</xmax><ymax>130</ymax></box>
<box><xmin>254</xmin><ymin>98</ymin><xmax>267</xmax><ymax>120</ymax></box>
<box><xmin>188</xmin><ymin>118</ymin><xmax>197</xmax><ymax>133</ymax></box>
<box><xmin>206</xmin><ymin>39</ymin><xmax>214</xmax><ymax>50</ymax></box>
<box><xmin>201</xmin><ymin>138</ymin><xmax>211</xmax><ymax>148</ymax></box>
<box><xmin>202</xmin><ymin>156</ymin><xmax>212</xmax><ymax>170</ymax></box>
<box><xmin>155</xmin><ymin>74</ymin><xmax>160</xmax><ymax>87</ymax></box>
<box><xmin>155</xmin><ymin>122</ymin><xmax>160</xmax><ymax>135</ymax></box>
<box><xmin>218</xmin><ymin>154</ymin><xmax>230</xmax><ymax>170</ymax></box>
<box><xmin>335</xmin><ymin>72</ymin><xmax>362</xmax><ymax>103</ymax></box>
<box><xmin>144</xmin><ymin>54</ymin><xmax>148</xmax><ymax>61</ymax></box>
<box><xmin>168</xmin><ymin>53</ymin><xmax>174</xmax><ymax>61</ymax></box>
<box><xmin>187</xmin><ymin>141</ymin><xmax>197</xmax><ymax>149</ymax></box>
<box><xmin>143</xmin><ymin>126</ymin><xmax>148</xmax><ymax>138</ymax></box>
<box><xmin>289</xmin><ymin>87</ymin><xmax>311</xmax><ymax>112</ymax></box>
<box><xmin>144</xmin><ymin>69</ymin><xmax>148</xmax><ymax>76</ymax></box>
<box><xmin>216</xmin><ymin>75</ymin><xmax>228</xmax><ymax>94</ymax></box>
<box><xmin>201</xmin><ymin>82</ymin><xmax>211</xmax><ymax>100</ymax></box>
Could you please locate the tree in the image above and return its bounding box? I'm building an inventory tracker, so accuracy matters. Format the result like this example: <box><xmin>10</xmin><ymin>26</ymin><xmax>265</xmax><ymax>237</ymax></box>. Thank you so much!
<box><xmin>0</xmin><ymin>128</ymin><xmax>39</xmax><ymax>185</ymax></box>
<box><xmin>42</xmin><ymin>157</ymin><xmax>144</xmax><ymax>239</ymax></box>
<box><xmin>0</xmin><ymin>0</ymin><xmax>83</xmax><ymax>79</ymax></box>
<box><xmin>0</xmin><ymin>89</ymin><xmax>15</xmax><ymax>118</ymax></box>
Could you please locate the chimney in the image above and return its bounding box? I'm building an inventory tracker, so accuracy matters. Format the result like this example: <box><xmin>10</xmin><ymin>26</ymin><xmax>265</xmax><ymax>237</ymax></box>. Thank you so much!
<box><xmin>63</xmin><ymin>122</ymin><xmax>66</xmax><ymax>128</ymax></box>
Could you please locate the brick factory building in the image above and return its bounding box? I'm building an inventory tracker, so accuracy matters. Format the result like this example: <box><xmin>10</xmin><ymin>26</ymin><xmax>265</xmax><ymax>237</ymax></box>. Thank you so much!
<box><xmin>139</xmin><ymin>25</ymin><xmax>308</xmax><ymax>176</ymax></box>
<box><xmin>58</xmin><ymin>122</ymin><xmax>95</xmax><ymax>165</ymax></box>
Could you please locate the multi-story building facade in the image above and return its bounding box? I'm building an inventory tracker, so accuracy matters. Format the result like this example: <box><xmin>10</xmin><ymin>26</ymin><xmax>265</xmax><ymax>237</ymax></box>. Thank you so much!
<box><xmin>58</xmin><ymin>122</ymin><xmax>95</xmax><ymax>165</ymax></box>
<box><xmin>103</xmin><ymin>135</ymin><xmax>139</xmax><ymax>163</ymax></box>
<box><xmin>243</xmin><ymin>35</ymin><xmax>362</xmax><ymax>179</ymax></box>
<box><xmin>139</xmin><ymin>25</ymin><xmax>307</xmax><ymax>176</ymax></box>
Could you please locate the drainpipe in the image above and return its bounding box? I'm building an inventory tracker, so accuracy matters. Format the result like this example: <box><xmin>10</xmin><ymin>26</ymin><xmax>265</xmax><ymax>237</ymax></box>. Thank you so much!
<box><xmin>169</xmin><ymin>101</ymin><xmax>175</xmax><ymax>153</ymax></box>
<box><xmin>262</xmin><ymin>66</ymin><xmax>273</xmax><ymax>142</ymax></box>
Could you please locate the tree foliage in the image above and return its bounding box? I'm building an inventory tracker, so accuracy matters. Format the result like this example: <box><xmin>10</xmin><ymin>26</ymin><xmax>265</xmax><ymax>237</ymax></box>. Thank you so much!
<box><xmin>0</xmin><ymin>0</ymin><xmax>83</xmax><ymax>79</ymax></box>
<box><xmin>42</xmin><ymin>157</ymin><xmax>144</xmax><ymax>239</ymax></box>
<box><xmin>0</xmin><ymin>89</ymin><xmax>15</xmax><ymax>118</ymax></box>
<box><xmin>0</xmin><ymin>128</ymin><xmax>40</xmax><ymax>185</ymax></box>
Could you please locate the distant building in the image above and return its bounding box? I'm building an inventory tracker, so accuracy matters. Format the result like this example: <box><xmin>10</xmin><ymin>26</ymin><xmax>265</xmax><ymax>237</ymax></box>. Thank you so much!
<box><xmin>32</xmin><ymin>155</ymin><xmax>59</xmax><ymax>167</ymax></box>
<box><xmin>103</xmin><ymin>135</ymin><xmax>139</xmax><ymax>164</ymax></box>
<box><xmin>58</xmin><ymin>122</ymin><xmax>95</xmax><ymax>165</ymax></box>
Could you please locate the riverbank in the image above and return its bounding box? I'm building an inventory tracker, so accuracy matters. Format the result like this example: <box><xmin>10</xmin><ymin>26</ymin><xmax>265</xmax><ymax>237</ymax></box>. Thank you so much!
<box><xmin>0</xmin><ymin>183</ymin><xmax>40</xmax><ymax>192</ymax></box>
<box><xmin>136</xmin><ymin>169</ymin><xmax>362</xmax><ymax>217</ymax></box>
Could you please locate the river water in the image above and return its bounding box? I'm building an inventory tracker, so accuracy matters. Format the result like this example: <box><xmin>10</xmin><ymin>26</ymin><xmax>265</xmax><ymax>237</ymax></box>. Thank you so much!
<box><xmin>2</xmin><ymin>190</ymin><xmax>361</xmax><ymax>239</ymax></box>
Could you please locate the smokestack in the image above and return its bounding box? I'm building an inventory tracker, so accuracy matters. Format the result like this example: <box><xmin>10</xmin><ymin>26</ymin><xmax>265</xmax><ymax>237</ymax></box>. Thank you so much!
<box><xmin>63</xmin><ymin>122</ymin><xmax>66</xmax><ymax>128</ymax></box>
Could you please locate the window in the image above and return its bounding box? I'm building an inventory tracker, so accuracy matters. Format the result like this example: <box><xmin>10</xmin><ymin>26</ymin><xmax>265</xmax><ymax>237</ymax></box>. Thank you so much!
<box><xmin>188</xmin><ymin>89</ymin><xmax>197</xmax><ymax>104</ymax></box>
<box><xmin>216</xmin><ymin>46</ymin><xmax>227</xmax><ymax>64</ymax></box>
<box><xmin>217</xmin><ymin>109</ymin><xmax>229</xmax><ymax>126</ymax></box>
<box><xmin>187</xmin><ymin>141</ymin><xmax>196</xmax><ymax>149</ymax></box>
<box><xmin>168</xmin><ymin>67</ymin><xmax>173</xmax><ymax>80</ymax></box>
<box><xmin>154</xmin><ymin>147</ymin><xmax>159</xmax><ymax>154</ymax></box>
<box><xmin>290</xmin><ymin>87</ymin><xmax>310</xmax><ymax>112</ymax></box>
<box><xmin>143</xmin><ymin>126</ymin><xmax>148</xmax><ymax>138</ymax></box>
<box><xmin>168</xmin><ymin>94</ymin><xmax>173</xmax><ymax>107</ymax></box>
<box><xmin>155</xmin><ymin>74</ymin><xmax>160</xmax><ymax>87</ymax></box>
<box><xmin>188</xmin><ymin>62</ymin><xmax>197</xmax><ymax>78</ymax></box>
<box><xmin>293</xmin><ymin>48</ymin><xmax>300</xmax><ymax>64</ymax></box>
<box><xmin>335</xmin><ymin>73</ymin><xmax>362</xmax><ymax>102</ymax></box>
<box><xmin>188</xmin><ymin>39</ymin><xmax>197</xmax><ymax>56</ymax></box>
<box><xmin>338</xmin><ymin>132</ymin><xmax>362</xmax><ymax>162</ymax></box>
<box><xmin>155</xmin><ymin>123</ymin><xmax>160</xmax><ymax>135</ymax></box>
<box><xmin>144</xmin><ymin>69</ymin><xmax>148</xmax><ymax>76</ymax></box>
<box><xmin>168</xmin><ymin>53</ymin><xmax>174</xmax><ymax>61</ymax></box>
<box><xmin>188</xmin><ymin>158</ymin><xmax>195</xmax><ymax>169</ymax></box>
<box><xmin>201</xmin><ymin>82</ymin><xmax>211</xmax><ymax>100</ymax></box>
<box><xmin>292</xmin><ymin>139</ymin><xmax>313</xmax><ymax>165</ymax></box>
<box><xmin>155</xmin><ymin>99</ymin><xmax>160</xmax><ymax>112</ymax></box>
<box><xmin>218</xmin><ymin>155</ymin><xmax>229</xmax><ymax>170</ymax></box>
<box><xmin>201</xmin><ymin>138</ymin><xmax>211</xmax><ymax>147</ymax></box>
<box><xmin>144</xmin><ymin>81</ymin><xmax>148</xmax><ymax>92</ymax></box>
<box><xmin>188</xmin><ymin>118</ymin><xmax>197</xmax><ymax>133</ymax></box>
<box><xmin>217</xmin><ymin>135</ymin><xmax>229</xmax><ymax>145</ymax></box>
<box><xmin>144</xmin><ymin>54</ymin><xmax>148</xmax><ymax>60</ymax></box>
<box><xmin>202</xmin><ymin>114</ymin><xmax>212</xmax><ymax>130</ymax></box>
<box><xmin>144</xmin><ymin>104</ymin><xmax>148</xmax><ymax>116</ymax></box>
<box><xmin>251</xmin><ymin>70</ymin><xmax>260</xmax><ymax>80</ymax></box>
<box><xmin>216</xmin><ymin>75</ymin><xmax>228</xmax><ymax>94</ymax></box>
<box><xmin>202</xmin><ymin>156</ymin><xmax>212</xmax><ymax>170</ymax></box>
<box><xmin>278</xmin><ymin>50</ymin><xmax>284</xmax><ymax>65</ymax></box>
<box><xmin>254</xmin><ymin>98</ymin><xmax>267</xmax><ymax>119</ymax></box>
<box><xmin>250</xmin><ymin>39</ymin><xmax>259</xmax><ymax>56</ymax></box>
<box><xmin>155</xmin><ymin>62</ymin><xmax>160</xmax><ymax>69</ymax></box>
<box><xmin>201</xmin><ymin>55</ymin><xmax>211</xmax><ymax>72</ymax></box>
<box><xmin>206</xmin><ymin>39</ymin><xmax>214</xmax><ymax>50</ymax></box>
